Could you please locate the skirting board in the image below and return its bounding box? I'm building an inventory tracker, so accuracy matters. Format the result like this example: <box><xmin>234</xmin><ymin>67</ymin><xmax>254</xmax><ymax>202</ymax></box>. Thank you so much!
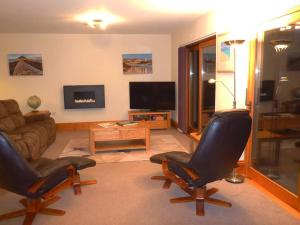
<box><xmin>56</xmin><ymin>121</ymin><xmax>116</xmax><ymax>132</ymax></box>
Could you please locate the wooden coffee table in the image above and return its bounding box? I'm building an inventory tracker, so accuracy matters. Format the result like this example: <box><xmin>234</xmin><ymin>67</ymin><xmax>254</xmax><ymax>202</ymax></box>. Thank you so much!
<box><xmin>89</xmin><ymin>121</ymin><xmax>150</xmax><ymax>154</ymax></box>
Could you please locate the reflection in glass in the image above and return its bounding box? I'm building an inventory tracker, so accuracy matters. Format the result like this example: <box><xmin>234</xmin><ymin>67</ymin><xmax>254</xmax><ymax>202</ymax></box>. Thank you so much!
<box><xmin>201</xmin><ymin>46</ymin><xmax>216</xmax><ymax>130</ymax></box>
<box><xmin>252</xmin><ymin>23</ymin><xmax>300</xmax><ymax>194</ymax></box>
<box><xmin>188</xmin><ymin>50</ymin><xmax>199</xmax><ymax>130</ymax></box>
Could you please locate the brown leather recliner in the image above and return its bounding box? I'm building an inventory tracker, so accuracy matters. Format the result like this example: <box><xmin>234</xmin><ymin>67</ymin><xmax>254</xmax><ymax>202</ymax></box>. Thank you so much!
<box><xmin>0</xmin><ymin>99</ymin><xmax>56</xmax><ymax>160</ymax></box>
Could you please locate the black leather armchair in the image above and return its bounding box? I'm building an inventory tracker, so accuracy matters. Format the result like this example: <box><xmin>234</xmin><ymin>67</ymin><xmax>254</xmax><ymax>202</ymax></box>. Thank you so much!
<box><xmin>0</xmin><ymin>131</ymin><xmax>95</xmax><ymax>225</ymax></box>
<box><xmin>150</xmin><ymin>109</ymin><xmax>252</xmax><ymax>216</ymax></box>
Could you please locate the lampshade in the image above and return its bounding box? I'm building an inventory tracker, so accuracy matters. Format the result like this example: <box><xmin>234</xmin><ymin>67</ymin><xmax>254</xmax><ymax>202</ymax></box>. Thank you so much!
<box><xmin>208</xmin><ymin>78</ymin><xmax>216</xmax><ymax>84</ymax></box>
<box><xmin>270</xmin><ymin>40</ymin><xmax>291</xmax><ymax>53</ymax></box>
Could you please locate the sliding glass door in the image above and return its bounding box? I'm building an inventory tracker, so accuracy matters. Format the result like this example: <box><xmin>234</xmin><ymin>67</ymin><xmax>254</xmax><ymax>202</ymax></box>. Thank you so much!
<box><xmin>187</xmin><ymin>38</ymin><xmax>216</xmax><ymax>133</ymax></box>
<box><xmin>248</xmin><ymin>10</ymin><xmax>300</xmax><ymax>210</ymax></box>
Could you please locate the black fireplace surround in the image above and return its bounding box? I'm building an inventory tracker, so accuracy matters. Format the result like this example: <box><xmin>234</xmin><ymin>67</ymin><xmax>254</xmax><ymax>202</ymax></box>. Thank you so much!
<box><xmin>63</xmin><ymin>85</ymin><xmax>105</xmax><ymax>109</ymax></box>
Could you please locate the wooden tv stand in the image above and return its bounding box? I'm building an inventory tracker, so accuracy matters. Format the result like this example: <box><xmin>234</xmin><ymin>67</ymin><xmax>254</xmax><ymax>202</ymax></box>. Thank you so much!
<box><xmin>128</xmin><ymin>111</ymin><xmax>171</xmax><ymax>129</ymax></box>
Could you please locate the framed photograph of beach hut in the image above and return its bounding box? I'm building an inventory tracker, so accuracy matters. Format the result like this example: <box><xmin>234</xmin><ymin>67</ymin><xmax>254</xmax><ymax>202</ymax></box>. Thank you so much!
<box><xmin>8</xmin><ymin>54</ymin><xmax>43</xmax><ymax>76</ymax></box>
<box><xmin>122</xmin><ymin>53</ymin><xmax>152</xmax><ymax>74</ymax></box>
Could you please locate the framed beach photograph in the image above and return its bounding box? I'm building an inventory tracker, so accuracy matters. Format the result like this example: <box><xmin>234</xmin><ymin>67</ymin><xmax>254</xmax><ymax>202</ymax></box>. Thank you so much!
<box><xmin>8</xmin><ymin>54</ymin><xmax>43</xmax><ymax>76</ymax></box>
<box><xmin>122</xmin><ymin>53</ymin><xmax>152</xmax><ymax>74</ymax></box>
<box><xmin>216</xmin><ymin>34</ymin><xmax>234</xmax><ymax>72</ymax></box>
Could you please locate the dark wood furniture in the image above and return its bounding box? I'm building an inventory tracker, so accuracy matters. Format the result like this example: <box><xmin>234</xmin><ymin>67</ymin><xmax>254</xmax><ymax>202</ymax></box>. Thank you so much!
<box><xmin>256</xmin><ymin>113</ymin><xmax>300</xmax><ymax>165</ymax></box>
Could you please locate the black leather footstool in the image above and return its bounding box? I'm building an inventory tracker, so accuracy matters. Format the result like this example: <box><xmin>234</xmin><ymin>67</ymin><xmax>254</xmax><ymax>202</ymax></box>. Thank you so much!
<box><xmin>58</xmin><ymin>156</ymin><xmax>97</xmax><ymax>194</ymax></box>
<box><xmin>150</xmin><ymin>151</ymin><xmax>191</xmax><ymax>189</ymax></box>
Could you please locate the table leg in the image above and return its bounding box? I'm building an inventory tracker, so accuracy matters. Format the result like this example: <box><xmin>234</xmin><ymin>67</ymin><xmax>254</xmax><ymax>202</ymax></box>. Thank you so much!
<box><xmin>145</xmin><ymin>128</ymin><xmax>150</xmax><ymax>151</ymax></box>
<box><xmin>89</xmin><ymin>131</ymin><xmax>95</xmax><ymax>154</ymax></box>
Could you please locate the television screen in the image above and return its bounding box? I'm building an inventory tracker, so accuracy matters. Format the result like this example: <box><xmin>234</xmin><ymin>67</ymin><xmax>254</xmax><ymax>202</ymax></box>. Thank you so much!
<box><xmin>129</xmin><ymin>82</ymin><xmax>175</xmax><ymax>110</ymax></box>
<box><xmin>202</xmin><ymin>81</ymin><xmax>215</xmax><ymax>110</ymax></box>
<box><xmin>260</xmin><ymin>80</ymin><xmax>275</xmax><ymax>102</ymax></box>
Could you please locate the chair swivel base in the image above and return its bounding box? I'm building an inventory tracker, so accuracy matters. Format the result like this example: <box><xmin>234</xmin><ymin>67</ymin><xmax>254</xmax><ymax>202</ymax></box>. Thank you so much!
<box><xmin>170</xmin><ymin>187</ymin><xmax>232</xmax><ymax>216</ymax></box>
<box><xmin>0</xmin><ymin>196</ymin><xmax>64</xmax><ymax>225</ymax></box>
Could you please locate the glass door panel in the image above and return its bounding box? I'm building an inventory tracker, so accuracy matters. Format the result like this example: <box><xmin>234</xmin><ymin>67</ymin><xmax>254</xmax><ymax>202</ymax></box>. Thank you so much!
<box><xmin>251</xmin><ymin>22</ymin><xmax>300</xmax><ymax>194</ymax></box>
<box><xmin>201</xmin><ymin>45</ymin><xmax>216</xmax><ymax>130</ymax></box>
<box><xmin>188</xmin><ymin>49</ymin><xmax>199</xmax><ymax>131</ymax></box>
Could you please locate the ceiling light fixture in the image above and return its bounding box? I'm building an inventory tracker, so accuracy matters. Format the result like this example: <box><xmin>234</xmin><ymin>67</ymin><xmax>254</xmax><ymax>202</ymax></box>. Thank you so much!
<box><xmin>75</xmin><ymin>10</ymin><xmax>123</xmax><ymax>30</ymax></box>
<box><xmin>270</xmin><ymin>40</ymin><xmax>291</xmax><ymax>53</ymax></box>
<box><xmin>87</xmin><ymin>19</ymin><xmax>107</xmax><ymax>30</ymax></box>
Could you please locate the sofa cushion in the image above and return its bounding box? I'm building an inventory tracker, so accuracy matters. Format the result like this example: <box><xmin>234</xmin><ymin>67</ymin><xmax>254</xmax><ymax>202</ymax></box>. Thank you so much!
<box><xmin>9</xmin><ymin>134</ymin><xmax>31</xmax><ymax>160</ymax></box>
<box><xmin>31</xmin><ymin>118</ymin><xmax>56</xmax><ymax>144</ymax></box>
<box><xmin>13</xmin><ymin>124</ymin><xmax>48</xmax><ymax>150</ymax></box>
<box><xmin>1</xmin><ymin>100</ymin><xmax>25</xmax><ymax>129</ymax></box>
<box><xmin>0</xmin><ymin>117</ymin><xmax>16</xmax><ymax>132</ymax></box>
<box><xmin>0</xmin><ymin>102</ymin><xmax>8</xmax><ymax>118</ymax></box>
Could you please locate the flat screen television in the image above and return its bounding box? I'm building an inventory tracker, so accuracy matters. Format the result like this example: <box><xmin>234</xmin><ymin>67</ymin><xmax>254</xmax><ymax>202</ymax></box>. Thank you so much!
<box><xmin>129</xmin><ymin>82</ymin><xmax>175</xmax><ymax>110</ymax></box>
<box><xmin>260</xmin><ymin>80</ymin><xmax>275</xmax><ymax>102</ymax></box>
<box><xmin>202</xmin><ymin>81</ymin><xmax>215</xmax><ymax>110</ymax></box>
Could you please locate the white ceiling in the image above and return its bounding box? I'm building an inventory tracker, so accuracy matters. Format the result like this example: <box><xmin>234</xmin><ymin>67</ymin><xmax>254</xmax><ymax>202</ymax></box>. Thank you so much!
<box><xmin>0</xmin><ymin>0</ymin><xmax>216</xmax><ymax>34</ymax></box>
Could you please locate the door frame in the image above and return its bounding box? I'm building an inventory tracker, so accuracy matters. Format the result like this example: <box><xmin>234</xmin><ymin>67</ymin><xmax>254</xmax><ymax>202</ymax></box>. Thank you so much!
<box><xmin>186</xmin><ymin>37</ymin><xmax>216</xmax><ymax>133</ymax></box>
<box><xmin>244</xmin><ymin>9</ymin><xmax>300</xmax><ymax>211</ymax></box>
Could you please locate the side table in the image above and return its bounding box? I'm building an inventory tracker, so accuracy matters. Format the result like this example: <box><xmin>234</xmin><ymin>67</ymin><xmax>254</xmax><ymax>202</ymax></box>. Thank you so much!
<box><xmin>24</xmin><ymin>110</ymin><xmax>51</xmax><ymax>118</ymax></box>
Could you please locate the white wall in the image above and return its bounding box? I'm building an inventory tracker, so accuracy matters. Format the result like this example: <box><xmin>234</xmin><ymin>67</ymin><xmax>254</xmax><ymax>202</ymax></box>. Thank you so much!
<box><xmin>0</xmin><ymin>34</ymin><xmax>171</xmax><ymax>123</ymax></box>
<box><xmin>215</xmin><ymin>42</ymin><xmax>249</xmax><ymax>110</ymax></box>
<box><xmin>171</xmin><ymin>12</ymin><xmax>216</xmax><ymax>121</ymax></box>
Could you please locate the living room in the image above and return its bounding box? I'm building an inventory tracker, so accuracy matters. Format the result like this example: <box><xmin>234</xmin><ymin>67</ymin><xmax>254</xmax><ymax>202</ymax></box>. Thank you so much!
<box><xmin>0</xmin><ymin>1</ymin><xmax>300</xmax><ymax>225</ymax></box>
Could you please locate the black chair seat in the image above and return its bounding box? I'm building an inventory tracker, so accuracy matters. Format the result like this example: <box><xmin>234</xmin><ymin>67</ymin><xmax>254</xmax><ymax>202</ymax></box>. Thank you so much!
<box><xmin>30</xmin><ymin>157</ymin><xmax>71</xmax><ymax>178</ymax></box>
<box><xmin>58</xmin><ymin>156</ymin><xmax>96</xmax><ymax>170</ymax></box>
<box><xmin>150</xmin><ymin>151</ymin><xmax>190</xmax><ymax>164</ymax></box>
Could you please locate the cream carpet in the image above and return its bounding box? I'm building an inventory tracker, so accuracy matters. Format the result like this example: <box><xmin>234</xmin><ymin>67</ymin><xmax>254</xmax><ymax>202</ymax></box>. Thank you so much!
<box><xmin>0</xmin><ymin>161</ymin><xmax>299</xmax><ymax>225</ymax></box>
<box><xmin>59</xmin><ymin>134</ymin><xmax>188</xmax><ymax>163</ymax></box>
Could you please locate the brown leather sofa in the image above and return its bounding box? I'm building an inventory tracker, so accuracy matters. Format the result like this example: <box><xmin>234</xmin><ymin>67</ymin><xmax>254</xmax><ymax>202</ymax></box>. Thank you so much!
<box><xmin>0</xmin><ymin>99</ymin><xmax>56</xmax><ymax>160</ymax></box>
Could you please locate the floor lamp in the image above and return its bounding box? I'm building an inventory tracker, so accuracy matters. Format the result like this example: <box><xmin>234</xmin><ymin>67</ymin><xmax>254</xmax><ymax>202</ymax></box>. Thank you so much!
<box><xmin>209</xmin><ymin>39</ymin><xmax>245</xmax><ymax>183</ymax></box>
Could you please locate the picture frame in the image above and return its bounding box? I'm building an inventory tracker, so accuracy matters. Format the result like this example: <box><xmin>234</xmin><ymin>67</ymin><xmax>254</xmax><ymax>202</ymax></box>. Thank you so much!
<box><xmin>122</xmin><ymin>53</ymin><xmax>152</xmax><ymax>74</ymax></box>
<box><xmin>216</xmin><ymin>34</ymin><xmax>234</xmax><ymax>72</ymax></box>
<box><xmin>8</xmin><ymin>54</ymin><xmax>43</xmax><ymax>76</ymax></box>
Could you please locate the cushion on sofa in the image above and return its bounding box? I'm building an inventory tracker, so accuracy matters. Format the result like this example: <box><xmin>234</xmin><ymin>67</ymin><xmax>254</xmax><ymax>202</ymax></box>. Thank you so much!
<box><xmin>9</xmin><ymin>134</ymin><xmax>31</xmax><ymax>160</ymax></box>
<box><xmin>0</xmin><ymin>100</ymin><xmax>25</xmax><ymax>130</ymax></box>
<box><xmin>31</xmin><ymin>118</ymin><xmax>56</xmax><ymax>145</ymax></box>
<box><xmin>13</xmin><ymin>124</ymin><xmax>49</xmax><ymax>158</ymax></box>
<box><xmin>2</xmin><ymin>100</ymin><xmax>26</xmax><ymax>127</ymax></box>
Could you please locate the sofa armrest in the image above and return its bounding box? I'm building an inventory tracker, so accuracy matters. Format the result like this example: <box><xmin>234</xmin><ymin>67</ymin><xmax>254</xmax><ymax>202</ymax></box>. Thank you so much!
<box><xmin>24</xmin><ymin>111</ymin><xmax>51</xmax><ymax>123</ymax></box>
